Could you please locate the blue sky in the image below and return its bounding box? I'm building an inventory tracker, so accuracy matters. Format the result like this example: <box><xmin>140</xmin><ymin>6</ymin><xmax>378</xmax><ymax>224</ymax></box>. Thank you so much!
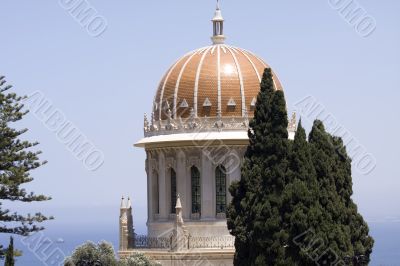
<box><xmin>0</xmin><ymin>0</ymin><xmax>399</xmax><ymax>263</ymax></box>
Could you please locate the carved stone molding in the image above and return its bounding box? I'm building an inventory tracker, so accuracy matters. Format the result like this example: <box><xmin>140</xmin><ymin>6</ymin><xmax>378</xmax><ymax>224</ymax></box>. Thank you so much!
<box><xmin>187</xmin><ymin>156</ymin><xmax>200</xmax><ymax>168</ymax></box>
<box><xmin>166</xmin><ymin>157</ymin><xmax>177</xmax><ymax>170</ymax></box>
<box><xmin>143</xmin><ymin>112</ymin><xmax>297</xmax><ymax>138</ymax></box>
<box><xmin>149</xmin><ymin>159</ymin><xmax>159</xmax><ymax>173</ymax></box>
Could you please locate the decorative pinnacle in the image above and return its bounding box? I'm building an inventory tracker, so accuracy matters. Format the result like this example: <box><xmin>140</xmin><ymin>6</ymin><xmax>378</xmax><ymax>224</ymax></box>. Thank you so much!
<box><xmin>175</xmin><ymin>194</ymin><xmax>182</xmax><ymax>210</ymax></box>
<box><xmin>212</xmin><ymin>0</ymin><xmax>224</xmax><ymax>22</ymax></box>
<box><xmin>144</xmin><ymin>113</ymin><xmax>149</xmax><ymax>132</ymax></box>
<box><xmin>120</xmin><ymin>196</ymin><xmax>125</xmax><ymax>209</ymax></box>
<box><xmin>211</xmin><ymin>1</ymin><xmax>225</xmax><ymax>44</ymax></box>
<box><xmin>127</xmin><ymin>197</ymin><xmax>132</xmax><ymax>209</ymax></box>
<box><xmin>289</xmin><ymin>111</ymin><xmax>297</xmax><ymax>131</ymax></box>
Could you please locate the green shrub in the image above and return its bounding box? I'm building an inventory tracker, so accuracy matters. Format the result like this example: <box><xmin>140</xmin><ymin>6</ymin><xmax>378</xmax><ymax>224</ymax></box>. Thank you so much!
<box><xmin>64</xmin><ymin>241</ymin><xmax>117</xmax><ymax>266</ymax></box>
<box><xmin>119</xmin><ymin>253</ymin><xmax>161</xmax><ymax>266</ymax></box>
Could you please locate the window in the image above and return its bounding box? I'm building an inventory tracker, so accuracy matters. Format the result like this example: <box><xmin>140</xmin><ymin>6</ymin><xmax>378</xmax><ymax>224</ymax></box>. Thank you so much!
<box><xmin>191</xmin><ymin>166</ymin><xmax>201</xmax><ymax>214</ymax></box>
<box><xmin>215</xmin><ymin>165</ymin><xmax>227</xmax><ymax>214</ymax></box>
<box><xmin>170</xmin><ymin>168</ymin><xmax>177</xmax><ymax>214</ymax></box>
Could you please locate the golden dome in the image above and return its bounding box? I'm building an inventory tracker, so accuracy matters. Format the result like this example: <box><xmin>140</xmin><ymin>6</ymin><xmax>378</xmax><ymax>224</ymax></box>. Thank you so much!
<box><xmin>153</xmin><ymin>44</ymin><xmax>283</xmax><ymax>121</ymax></box>
<box><xmin>151</xmin><ymin>3</ymin><xmax>283</xmax><ymax>122</ymax></box>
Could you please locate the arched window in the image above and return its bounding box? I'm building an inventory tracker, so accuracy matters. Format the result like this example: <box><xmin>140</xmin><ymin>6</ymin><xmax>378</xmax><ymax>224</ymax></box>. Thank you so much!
<box><xmin>191</xmin><ymin>166</ymin><xmax>201</xmax><ymax>214</ymax></box>
<box><xmin>153</xmin><ymin>171</ymin><xmax>159</xmax><ymax>215</ymax></box>
<box><xmin>215</xmin><ymin>165</ymin><xmax>227</xmax><ymax>214</ymax></box>
<box><xmin>170</xmin><ymin>168</ymin><xmax>177</xmax><ymax>214</ymax></box>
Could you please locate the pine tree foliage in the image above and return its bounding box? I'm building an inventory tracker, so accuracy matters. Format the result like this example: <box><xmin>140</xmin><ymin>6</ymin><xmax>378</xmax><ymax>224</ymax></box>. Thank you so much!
<box><xmin>0</xmin><ymin>76</ymin><xmax>52</xmax><ymax>237</ymax></box>
<box><xmin>4</xmin><ymin>236</ymin><xmax>14</xmax><ymax>266</ymax></box>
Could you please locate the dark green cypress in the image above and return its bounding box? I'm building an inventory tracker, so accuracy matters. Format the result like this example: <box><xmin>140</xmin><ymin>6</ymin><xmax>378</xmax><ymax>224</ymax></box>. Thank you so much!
<box><xmin>309</xmin><ymin>120</ymin><xmax>374</xmax><ymax>265</ymax></box>
<box><xmin>227</xmin><ymin>71</ymin><xmax>373</xmax><ymax>265</ymax></box>
<box><xmin>331</xmin><ymin>136</ymin><xmax>374</xmax><ymax>265</ymax></box>
<box><xmin>282</xmin><ymin>120</ymin><xmax>321</xmax><ymax>265</ymax></box>
<box><xmin>308</xmin><ymin>120</ymin><xmax>349</xmax><ymax>263</ymax></box>
<box><xmin>4</xmin><ymin>237</ymin><xmax>14</xmax><ymax>266</ymax></box>
<box><xmin>227</xmin><ymin>68</ymin><xmax>289</xmax><ymax>265</ymax></box>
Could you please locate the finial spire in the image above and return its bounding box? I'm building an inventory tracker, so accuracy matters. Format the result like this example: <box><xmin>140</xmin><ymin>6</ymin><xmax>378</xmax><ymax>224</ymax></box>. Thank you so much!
<box><xmin>175</xmin><ymin>194</ymin><xmax>182</xmax><ymax>210</ymax></box>
<box><xmin>211</xmin><ymin>0</ymin><xmax>226</xmax><ymax>44</ymax></box>
<box><xmin>120</xmin><ymin>196</ymin><xmax>125</xmax><ymax>209</ymax></box>
<box><xmin>127</xmin><ymin>197</ymin><xmax>132</xmax><ymax>209</ymax></box>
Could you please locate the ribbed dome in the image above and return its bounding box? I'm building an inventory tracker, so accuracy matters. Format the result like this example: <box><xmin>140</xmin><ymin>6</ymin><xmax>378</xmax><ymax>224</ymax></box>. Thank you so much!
<box><xmin>153</xmin><ymin>44</ymin><xmax>282</xmax><ymax>121</ymax></box>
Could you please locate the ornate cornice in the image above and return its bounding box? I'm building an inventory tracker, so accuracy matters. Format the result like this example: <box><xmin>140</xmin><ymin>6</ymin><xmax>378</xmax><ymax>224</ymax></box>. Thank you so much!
<box><xmin>143</xmin><ymin>112</ymin><xmax>297</xmax><ymax>138</ymax></box>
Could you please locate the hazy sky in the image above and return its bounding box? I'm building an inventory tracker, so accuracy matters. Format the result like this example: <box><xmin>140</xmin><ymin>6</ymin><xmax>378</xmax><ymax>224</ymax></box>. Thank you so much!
<box><xmin>0</xmin><ymin>0</ymin><xmax>399</xmax><ymax>245</ymax></box>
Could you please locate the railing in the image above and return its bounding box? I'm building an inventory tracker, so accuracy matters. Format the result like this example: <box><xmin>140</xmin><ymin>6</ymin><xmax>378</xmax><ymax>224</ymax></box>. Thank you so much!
<box><xmin>134</xmin><ymin>235</ymin><xmax>171</xmax><ymax>249</ymax></box>
<box><xmin>133</xmin><ymin>235</ymin><xmax>235</xmax><ymax>249</ymax></box>
<box><xmin>188</xmin><ymin>235</ymin><xmax>235</xmax><ymax>249</ymax></box>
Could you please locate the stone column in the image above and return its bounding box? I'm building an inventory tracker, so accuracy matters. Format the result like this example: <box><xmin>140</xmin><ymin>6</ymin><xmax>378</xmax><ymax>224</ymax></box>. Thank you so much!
<box><xmin>185</xmin><ymin>161</ymin><xmax>191</xmax><ymax>220</ymax></box>
<box><xmin>158</xmin><ymin>151</ymin><xmax>168</xmax><ymax>220</ymax></box>
<box><xmin>119</xmin><ymin>197</ymin><xmax>128</xmax><ymax>251</ymax></box>
<box><xmin>147</xmin><ymin>154</ymin><xmax>157</xmax><ymax>222</ymax></box>
<box><xmin>119</xmin><ymin>197</ymin><xmax>134</xmax><ymax>251</ymax></box>
<box><xmin>201</xmin><ymin>151</ymin><xmax>214</xmax><ymax>219</ymax></box>
<box><xmin>176</xmin><ymin>150</ymin><xmax>187</xmax><ymax>219</ymax></box>
<box><xmin>146</xmin><ymin>155</ymin><xmax>152</xmax><ymax>223</ymax></box>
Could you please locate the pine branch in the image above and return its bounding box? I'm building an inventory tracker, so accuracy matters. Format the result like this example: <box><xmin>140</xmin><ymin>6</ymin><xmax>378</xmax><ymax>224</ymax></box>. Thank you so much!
<box><xmin>0</xmin><ymin>76</ymin><xmax>52</xmax><ymax>239</ymax></box>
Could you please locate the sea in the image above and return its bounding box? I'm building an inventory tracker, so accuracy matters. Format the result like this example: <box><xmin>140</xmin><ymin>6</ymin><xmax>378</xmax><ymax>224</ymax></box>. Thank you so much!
<box><xmin>5</xmin><ymin>222</ymin><xmax>399</xmax><ymax>265</ymax></box>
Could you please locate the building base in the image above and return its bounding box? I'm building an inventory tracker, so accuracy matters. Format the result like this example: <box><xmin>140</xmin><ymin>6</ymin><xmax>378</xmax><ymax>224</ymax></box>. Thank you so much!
<box><xmin>119</xmin><ymin>249</ymin><xmax>234</xmax><ymax>266</ymax></box>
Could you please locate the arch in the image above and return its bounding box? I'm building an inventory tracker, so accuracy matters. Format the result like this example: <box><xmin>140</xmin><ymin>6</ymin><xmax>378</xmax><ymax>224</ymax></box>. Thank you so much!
<box><xmin>215</xmin><ymin>165</ymin><xmax>227</xmax><ymax>214</ymax></box>
<box><xmin>170</xmin><ymin>168</ymin><xmax>177</xmax><ymax>214</ymax></box>
<box><xmin>191</xmin><ymin>166</ymin><xmax>201</xmax><ymax>214</ymax></box>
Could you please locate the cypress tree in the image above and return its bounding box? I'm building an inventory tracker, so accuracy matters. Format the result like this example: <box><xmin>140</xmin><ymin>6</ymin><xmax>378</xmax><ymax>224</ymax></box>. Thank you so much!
<box><xmin>309</xmin><ymin>120</ymin><xmax>373</xmax><ymax>265</ymax></box>
<box><xmin>227</xmin><ymin>71</ymin><xmax>373</xmax><ymax>265</ymax></box>
<box><xmin>4</xmin><ymin>236</ymin><xmax>14</xmax><ymax>266</ymax></box>
<box><xmin>331</xmin><ymin>136</ymin><xmax>374</xmax><ymax>264</ymax></box>
<box><xmin>0</xmin><ymin>76</ymin><xmax>52</xmax><ymax>239</ymax></box>
<box><xmin>308</xmin><ymin>120</ymin><xmax>350</xmax><ymax>263</ymax></box>
<box><xmin>282</xmin><ymin>120</ymin><xmax>322</xmax><ymax>265</ymax></box>
<box><xmin>227</xmin><ymin>68</ymin><xmax>289</xmax><ymax>265</ymax></box>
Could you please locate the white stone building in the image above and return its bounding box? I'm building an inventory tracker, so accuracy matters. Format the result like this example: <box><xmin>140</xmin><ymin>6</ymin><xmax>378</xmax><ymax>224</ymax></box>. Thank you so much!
<box><xmin>119</xmin><ymin>3</ymin><xmax>296</xmax><ymax>265</ymax></box>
